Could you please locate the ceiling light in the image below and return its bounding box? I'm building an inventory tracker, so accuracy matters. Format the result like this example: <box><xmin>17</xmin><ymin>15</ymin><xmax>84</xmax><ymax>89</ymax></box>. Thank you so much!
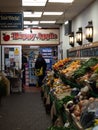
<box><xmin>65</xmin><ymin>21</ymin><xmax>68</xmax><ymax>25</ymax></box>
<box><xmin>24</xmin><ymin>25</ymin><xmax>29</xmax><ymax>28</ymax></box>
<box><xmin>33</xmin><ymin>26</ymin><xmax>42</xmax><ymax>28</ymax></box>
<box><xmin>32</xmin><ymin>21</ymin><xmax>39</xmax><ymax>24</ymax></box>
<box><xmin>24</xmin><ymin>21</ymin><xmax>39</xmax><ymax>25</ymax></box>
<box><xmin>69</xmin><ymin>32</ymin><xmax>74</xmax><ymax>47</ymax></box>
<box><xmin>76</xmin><ymin>27</ymin><xmax>82</xmax><ymax>45</ymax></box>
<box><xmin>24</xmin><ymin>21</ymin><xmax>31</xmax><ymax>24</ymax></box>
<box><xmin>85</xmin><ymin>21</ymin><xmax>93</xmax><ymax>42</ymax></box>
<box><xmin>40</xmin><ymin>21</ymin><xmax>56</xmax><ymax>23</ymax></box>
<box><xmin>22</xmin><ymin>0</ymin><xmax>47</xmax><ymax>6</ymax></box>
<box><xmin>43</xmin><ymin>12</ymin><xmax>63</xmax><ymax>15</ymax></box>
<box><xmin>23</xmin><ymin>11</ymin><xmax>42</xmax><ymax>17</ymax></box>
<box><xmin>48</xmin><ymin>0</ymin><xmax>74</xmax><ymax>3</ymax></box>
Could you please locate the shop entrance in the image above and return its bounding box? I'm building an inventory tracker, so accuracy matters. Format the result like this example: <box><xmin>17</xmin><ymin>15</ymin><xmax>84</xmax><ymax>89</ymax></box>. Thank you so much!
<box><xmin>22</xmin><ymin>45</ymin><xmax>58</xmax><ymax>87</ymax></box>
<box><xmin>22</xmin><ymin>46</ymin><xmax>39</xmax><ymax>86</ymax></box>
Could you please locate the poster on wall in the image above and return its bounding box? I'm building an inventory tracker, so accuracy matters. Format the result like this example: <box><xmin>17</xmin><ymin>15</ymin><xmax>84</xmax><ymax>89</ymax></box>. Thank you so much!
<box><xmin>2</xmin><ymin>46</ymin><xmax>22</xmax><ymax>70</ymax></box>
<box><xmin>40</xmin><ymin>47</ymin><xmax>53</xmax><ymax>70</ymax></box>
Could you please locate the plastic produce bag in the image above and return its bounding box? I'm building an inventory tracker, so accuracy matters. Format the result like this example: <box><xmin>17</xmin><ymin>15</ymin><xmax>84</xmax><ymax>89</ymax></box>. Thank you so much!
<box><xmin>80</xmin><ymin>101</ymin><xmax>98</xmax><ymax>129</ymax></box>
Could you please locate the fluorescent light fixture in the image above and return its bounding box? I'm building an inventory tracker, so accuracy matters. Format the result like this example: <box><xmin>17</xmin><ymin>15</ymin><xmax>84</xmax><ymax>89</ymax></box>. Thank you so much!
<box><xmin>24</xmin><ymin>21</ymin><xmax>39</xmax><ymax>25</ymax></box>
<box><xmin>24</xmin><ymin>25</ymin><xmax>41</xmax><ymax>29</ymax></box>
<box><xmin>32</xmin><ymin>21</ymin><xmax>39</xmax><ymax>24</ymax></box>
<box><xmin>43</xmin><ymin>12</ymin><xmax>63</xmax><ymax>15</ymax></box>
<box><xmin>24</xmin><ymin>25</ymin><xmax>29</xmax><ymax>28</ymax></box>
<box><xmin>24</xmin><ymin>21</ymin><xmax>31</xmax><ymax>24</ymax></box>
<box><xmin>40</xmin><ymin>21</ymin><xmax>56</xmax><ymax>23</ymax></box>
<box><xmin>23</xmin><ymin>11</ymin><xmax>42</xmax><ymax>17</ymax></box>
<box><xmin>65</xmin><ymin>21</ymin><xmax>68</xmax><ymax>25</ymax></box>
<box><xmin>48</xmin><ymin>0</ymin><xmax>74</xmax><ymax>3</ymax></box>
<box><xmin>33</xmin><ymin>26</ymin><xmax>42</xmax><ymax>28</ymax></box>
<box><xmin>22</xmin><ymin>0</ymin><xmax>47</xmax><ymax>6</ymax></box>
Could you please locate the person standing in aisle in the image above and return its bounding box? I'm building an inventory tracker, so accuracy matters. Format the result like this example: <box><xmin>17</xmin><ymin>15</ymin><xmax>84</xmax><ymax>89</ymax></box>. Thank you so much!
<box><xmin>35</xmin><ymin>53</ymin><xmax>47</xmax><ymax>87</ymax></box>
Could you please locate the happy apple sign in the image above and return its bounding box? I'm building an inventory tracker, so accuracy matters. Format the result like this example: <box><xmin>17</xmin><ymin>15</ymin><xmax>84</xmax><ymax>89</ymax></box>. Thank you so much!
<box><xmin>3</xmin><ymin>33</ymin><xmax>10</xmax><ymax>41</ymax></box>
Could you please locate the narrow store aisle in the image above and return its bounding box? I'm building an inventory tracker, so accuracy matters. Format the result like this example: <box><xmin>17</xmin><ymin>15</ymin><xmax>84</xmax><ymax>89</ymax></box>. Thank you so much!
<box><xmin>0</xmin><ymin>89</ymin><xmax>52</xmax><ymax>130</ymax></box>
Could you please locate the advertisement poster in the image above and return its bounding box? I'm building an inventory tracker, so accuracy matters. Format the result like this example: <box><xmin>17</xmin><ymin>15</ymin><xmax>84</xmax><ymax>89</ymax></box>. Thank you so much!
<box><xmin>2</xmin><ymin>46</ymin><xmax>21</xmax><ymax>70</ymax></box>
<box><xmin>0</xmin><ymin>12</ymin><xmax>23</xmax><ymax>30</ymax></box>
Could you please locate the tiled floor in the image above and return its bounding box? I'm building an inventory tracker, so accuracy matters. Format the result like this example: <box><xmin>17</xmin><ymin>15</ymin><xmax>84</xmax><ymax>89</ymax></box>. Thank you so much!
<box><xmin>24</xmin><ymin>86</ymin><xmax>41</xmax><ymax>93</ymax></box>
<box><xmin>0</xmin><ymin>87</ymin><xmax>52</xmax><ymax>130</ymax></box>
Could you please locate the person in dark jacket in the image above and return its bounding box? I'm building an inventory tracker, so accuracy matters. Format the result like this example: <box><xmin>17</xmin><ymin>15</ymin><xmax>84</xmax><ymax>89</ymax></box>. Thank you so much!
<box><xmin>35</xmin><ymin>53</ymin><xmax>47</xmax><ymax>87</ymax></box>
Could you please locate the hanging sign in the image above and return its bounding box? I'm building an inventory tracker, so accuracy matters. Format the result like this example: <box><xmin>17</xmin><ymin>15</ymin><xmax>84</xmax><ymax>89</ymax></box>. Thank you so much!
<box><xmin>0</xmin><ymin>12</ymin><xmax>23</xmax><ymax>30</ymax></box>
<box><xmin>1</xmin><ymin>29</ymin><xmax>59</xmax><ymax>45</ymax></box>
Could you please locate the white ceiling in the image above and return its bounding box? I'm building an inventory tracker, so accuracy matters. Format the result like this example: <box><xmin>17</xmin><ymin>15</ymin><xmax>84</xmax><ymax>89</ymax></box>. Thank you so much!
<box><xmin>0</xmin><ymin>0</ymin><xmax>95</xmax><ymax>29</ymax></box>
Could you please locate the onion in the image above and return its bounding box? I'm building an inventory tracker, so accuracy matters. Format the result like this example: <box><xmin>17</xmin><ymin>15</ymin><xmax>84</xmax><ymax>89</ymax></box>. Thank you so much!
<box><xmin>74</xmin><ymin>110</ymin><xmax>80</xmax><ymax>116</ymax></box>
<box><xmin>89</xmin><ymin>97</ymin><xmax>95</xmax><ymax>102</ymax></box>
<box><xmin>78</xmin><ymin>100</ymin><xmax>84</xmax><ymax>109</ymax></box>
<box><xmin>95</xmin><ymin>98</ymin><xmax>98</xmax><ymax>102</ymax></box>
<box><xmin>82</xmin><ymin>99</ymin><xmax>89</xmax><ymax>106</ymax></box>
<box><xmin>74</xmin><ymin>104</ymin><xmax>80</xmax><ymax>111</ymax></box>
<box><xmin>69</xmin><ymin>105</ymin><xmax>75</xmax><ymax>113</ymax></box>
<box><xmin>76</xmin><ymin>116</ymin><xmax>80</xmax><ymax>121</ymax></box>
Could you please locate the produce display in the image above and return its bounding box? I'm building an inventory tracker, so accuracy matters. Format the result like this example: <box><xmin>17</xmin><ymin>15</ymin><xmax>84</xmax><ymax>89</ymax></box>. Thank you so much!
<box><xmin>73</xmin><ymin>58</ymin><xmax>98</xmax><ymax>79</ymax></box>
<box><xmin>42</xmin><ymin>57</ymin><xmax>98</xmax><ymax>130</ymax></box>
<box><xmin>60</xmin><ymin>60</ymin><xmax>81</xmax><ymax>78</ymax></box>
<box><xmin>51</xmin><ymin>78</ymin><xmax>72</xmax><ymax>99</ymax></box>
<box><xmin>52</xmin><ymin>58</ymin><xmax>71</xmax><ymax>70</ymax></box>
<box><xmin>65</xmin><ymin>97</ymin><xmax>98</xmax><ymax>129</ymax></box>
<box><xmin>0</xmin><ymin>72</ymin><xmax>10</xmax><ymax>96</ymax></box>
<box><xmin>47</xmin><ymin>124</ymin><xmax>77</xmax><ymax>130</ymax></box>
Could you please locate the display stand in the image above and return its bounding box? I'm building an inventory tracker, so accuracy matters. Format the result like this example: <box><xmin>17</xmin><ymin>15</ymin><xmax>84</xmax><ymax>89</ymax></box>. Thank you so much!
<box><xmin>28</xmin><ymin>48</ymin><xmax>39</xmax><ymax>86</ymax></box>
<box><xmin>6</xmin><ymin>68</ymin><xmax>22</xmax><ymax>93</ymax></box>
<box><xmin>10</xmin><ymin>77</ymin><xmax>22</xmax><ymax>93</ymax></box>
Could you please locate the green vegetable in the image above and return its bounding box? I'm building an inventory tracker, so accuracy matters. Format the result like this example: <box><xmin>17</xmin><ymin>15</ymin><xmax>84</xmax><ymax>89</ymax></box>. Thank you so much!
<box><xmin>55</xmin><ymin>96</ymin><xmax>74</xmax><ymax>115</ymax></box>
<box><xmin>55</xmin><ymin>100</ymin><xmax>64</xmax><ymax>114</ymax></box>
<box><xmin>73</xmin><ymin>58</ymin><xmax>98</xmax><ymax>78</ymax></box>
<box><xmin>62</xmin><ymin>96</ymin><xmax>74</xmax><ymax>103</ymax></box>
<box><xmin>47</xmin><ymin>124</ymin><xmax>77</xmax><ymax>130</ymax></box>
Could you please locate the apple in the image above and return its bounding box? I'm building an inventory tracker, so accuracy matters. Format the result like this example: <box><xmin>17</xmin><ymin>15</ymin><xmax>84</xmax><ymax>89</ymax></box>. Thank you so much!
<box><xmin>3</xmin><ymin>33</ymin><xmax>10</xmax><ymax>41</ymax></box>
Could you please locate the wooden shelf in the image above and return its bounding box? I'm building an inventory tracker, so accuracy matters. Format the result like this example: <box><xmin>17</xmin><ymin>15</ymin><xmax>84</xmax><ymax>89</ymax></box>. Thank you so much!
<box><xmin>67</xmin><ymin>42</ymin><xmax>98</xmax><ymax>58</ymax></box>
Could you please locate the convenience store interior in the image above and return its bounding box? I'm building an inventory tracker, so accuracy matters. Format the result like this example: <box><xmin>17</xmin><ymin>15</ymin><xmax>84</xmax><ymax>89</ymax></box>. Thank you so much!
<box><xmin>1</xmin><ymin>0</ymin><xmax>98</xmax><ymax>130</ymax></box>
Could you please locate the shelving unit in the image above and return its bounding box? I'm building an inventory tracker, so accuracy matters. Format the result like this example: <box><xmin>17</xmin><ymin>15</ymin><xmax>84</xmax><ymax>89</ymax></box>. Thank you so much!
<box><xmin>28</xmin><ymin>48</ymin><xmax>39</xmax><ymax>86</ymax></box>
<box><xmin>22</xmin><ymin>46</ymin><xmax>39</xmax><ymax>86</ymax></box>
<box><xmin>41</xmin><ymin>54</ymin><xmax>98</xmax><ymax>130</ymax></box>
<box><xmin>67</xmin><ymin>41</ymin><xmax>98</xmax><ymax>58</ymax></box>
